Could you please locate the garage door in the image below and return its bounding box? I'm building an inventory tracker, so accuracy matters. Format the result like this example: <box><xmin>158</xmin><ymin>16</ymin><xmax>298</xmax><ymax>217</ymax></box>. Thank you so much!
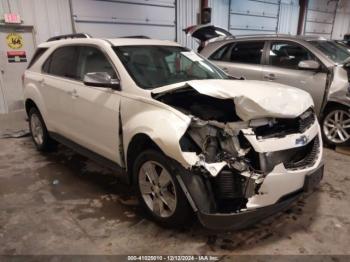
<box><xmin>304</xmin><ymin>0</ymin><xmax>338</xmax><ymax>38</ymax></box>
<box><xmin>71</xmin><ymin>0</ymin><xmax>176</xmax><ymax>40</ymax></box>
<box><xmin>229</xmin><ymin>0</ymin><xmax>281</xmax><ymax>35</ymax></box>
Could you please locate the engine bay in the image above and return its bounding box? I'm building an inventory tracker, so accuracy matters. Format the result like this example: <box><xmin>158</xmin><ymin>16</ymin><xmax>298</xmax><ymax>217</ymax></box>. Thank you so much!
<box><xmin>154</xmin><ymin>87</ymin><xmax>320</xmax><ymax>213</ymax></box>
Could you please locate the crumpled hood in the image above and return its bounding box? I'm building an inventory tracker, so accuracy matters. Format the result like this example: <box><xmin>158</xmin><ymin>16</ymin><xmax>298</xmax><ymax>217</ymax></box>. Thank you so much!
<box><xmin>152</xmin><ymin>79</ymin><xmax>314</xmax><ymax>121</ymax></box>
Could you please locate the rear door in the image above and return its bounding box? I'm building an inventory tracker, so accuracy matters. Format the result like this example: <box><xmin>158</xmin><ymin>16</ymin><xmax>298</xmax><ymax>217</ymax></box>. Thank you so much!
<box><xmin>262</xmin><ymin>41</ymin><xmax>327</xmax><ymax>114</ymax></box>
<box><xmin>209</xmin><ymin>41</ymin><xmax>265</xmax><ymax>80</ymax></box>
<box><xmin>41</xmin><ymin>46</ymin><xmax>79</xmax><ymax>137</ymax></box>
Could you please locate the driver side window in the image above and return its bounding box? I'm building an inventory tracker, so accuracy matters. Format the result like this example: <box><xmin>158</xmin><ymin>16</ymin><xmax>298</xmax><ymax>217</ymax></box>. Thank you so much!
<box><xmin>269</xmin><ymin>42</ymin><xmax>316</xmax><ymax>70</ymax></box>
<box><xmin>77</xmin><ymin>46</ymin><xmax>117</xmax><ymax>81</ymax></box>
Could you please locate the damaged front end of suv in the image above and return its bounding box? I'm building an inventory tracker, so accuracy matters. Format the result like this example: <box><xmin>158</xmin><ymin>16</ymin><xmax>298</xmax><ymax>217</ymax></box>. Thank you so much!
<box><xmin>150</xmin><ymin>79</ymin><xmax>324</xmax><ymax>230</ymax></box>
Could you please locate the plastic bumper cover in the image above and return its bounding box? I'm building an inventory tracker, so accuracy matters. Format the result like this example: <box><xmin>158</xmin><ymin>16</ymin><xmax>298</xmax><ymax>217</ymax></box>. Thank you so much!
<box><xmin>196</xmin><ymin>164</ymin><xmax>324</xmax><ymax>230</ymax></box>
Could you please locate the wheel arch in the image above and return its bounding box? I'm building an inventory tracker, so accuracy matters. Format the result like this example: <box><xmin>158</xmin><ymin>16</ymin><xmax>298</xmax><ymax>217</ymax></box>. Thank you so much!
<box><xmin>321</xmin><ymin>101</ymin><xmax>350</xmax><ymax>119</ymax></box>
<box><xmin>126</xmin><ymin>133</ymin><xmax>163</xmax><ymax>184</ymax></box>
<box><xmin>25</xmin><ymin>99</ymin><xmax>39</xmax><ymax>115</ymax></box>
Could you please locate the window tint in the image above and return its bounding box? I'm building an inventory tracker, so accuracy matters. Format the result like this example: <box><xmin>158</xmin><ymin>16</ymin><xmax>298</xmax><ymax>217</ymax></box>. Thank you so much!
<box><xmin>43</xmin><ymin>46</ymin><xmax>79</xmax><ymax>79</ymax></box>
<box><xmin>209</xmin><ymin>43</ymin><xmax>231</xmax><ymax>61</ymax></box>
<box><xmin>77</xmin><ymin>46</ymin><xmax>116</xmax><ymax>80</ymax></box>
<box><xmin>27</xmin><ymin>48</ymin><xmax>48</xmax><ymax>69</ymax></box>
<box><xmin>42</xmin><ymin>55</ymin><xmax>51</xmax><ymax>73</ymax></box>
<box><xmin>269</xmin><ymin>42</ymin><xmax>316</xmax><ymax>70</ymax></box>
<box><xmin>229</xmin><ymin>42</ymin><xmax>264</xmax><ymax>64</ymax></box>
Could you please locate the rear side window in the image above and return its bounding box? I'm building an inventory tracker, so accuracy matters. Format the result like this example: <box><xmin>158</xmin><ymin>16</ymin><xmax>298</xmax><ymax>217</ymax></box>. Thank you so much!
<box><xmin>27</xmin><ymin>48</ymin><xmax>48</xmax><ymax>69</ymax></box>
<box><xmin>209</xmin><ymin>43</ymin><xmax>231</xmax><ymax>61</ymax></box>
<box><xmin>42</xmin><ymin>46</ymin><xmax>79</xmax><ymax>80</ymax></box>
<box><xmin>229</xmin><ymin>41</ymin><xmax>265</xmax><ymax>64</ymax></box>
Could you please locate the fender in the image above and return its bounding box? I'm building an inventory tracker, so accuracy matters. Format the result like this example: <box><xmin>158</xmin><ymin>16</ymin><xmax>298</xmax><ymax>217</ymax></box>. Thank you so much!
<box><xmin>120</xmin><ymin>95</ymin><xmax>196</xmax><ymax>169</ymax></box>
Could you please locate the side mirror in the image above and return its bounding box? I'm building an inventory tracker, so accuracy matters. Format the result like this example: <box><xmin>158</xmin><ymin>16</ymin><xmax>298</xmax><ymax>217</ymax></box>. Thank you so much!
<box><xmin>83</xmin><ymin>72</ymin><xmax>120</xmax><ymax>90</ymax></box>
<box><xmin>298</xmin><ymin>60</ymin><xmax>320</xmax><ymax>70</ymax></box>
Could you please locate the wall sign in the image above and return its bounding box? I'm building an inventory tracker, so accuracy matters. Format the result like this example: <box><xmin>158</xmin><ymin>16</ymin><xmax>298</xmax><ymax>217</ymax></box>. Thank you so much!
<box><xmin>4</xmin><ymin>13</ymin><xmax>22</xmax><ymax>24</ymax></box>
<box><xmin>7</xmin><ymin>51</ymin><xmax>27</xmax><ymax>63</ymax></box>
<box><xmin>6</xmin><ymin>33</ymin><xmax>24</xmax><ymax>49</ymax></box>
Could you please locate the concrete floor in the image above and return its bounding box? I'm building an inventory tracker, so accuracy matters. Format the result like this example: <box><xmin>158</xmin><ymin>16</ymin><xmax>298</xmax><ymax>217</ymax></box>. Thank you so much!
<box><xmin>0</xmin><ymin>112</ymin><xmax>350</xmax><ymax>255</ymax></box>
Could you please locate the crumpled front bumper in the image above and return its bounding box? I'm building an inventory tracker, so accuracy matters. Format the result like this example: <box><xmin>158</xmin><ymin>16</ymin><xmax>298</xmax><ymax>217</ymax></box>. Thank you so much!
<box><xmin>196</xmin><ymin>164</ymin><xmax>324</xmax><ymax>231</ymax></box>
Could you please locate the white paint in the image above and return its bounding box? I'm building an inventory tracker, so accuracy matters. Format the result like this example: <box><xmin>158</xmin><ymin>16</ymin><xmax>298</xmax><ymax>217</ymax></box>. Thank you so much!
<box><xmin>152</xmin><ymin>79</ymin><xmax>314</xmax><ymax>121</ymax></box>
<box><xmin>24</xmin><ymin>36</ymin><xmax>323</xmax><ymax>211</ymax></box>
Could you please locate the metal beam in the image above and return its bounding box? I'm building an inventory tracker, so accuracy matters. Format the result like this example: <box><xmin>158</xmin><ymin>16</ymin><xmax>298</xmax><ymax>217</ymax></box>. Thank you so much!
<box><xmin>298</xmin><ymin>0</ymin><xmax>308</xmax><ymax>35</ymax></box>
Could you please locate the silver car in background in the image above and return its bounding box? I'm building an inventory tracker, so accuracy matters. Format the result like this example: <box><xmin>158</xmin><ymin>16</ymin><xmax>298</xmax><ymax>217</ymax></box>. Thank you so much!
<box><xmin>186</xmin><ymin>25</ymin><xmax>350</xmax><ymax>147</ymax></box>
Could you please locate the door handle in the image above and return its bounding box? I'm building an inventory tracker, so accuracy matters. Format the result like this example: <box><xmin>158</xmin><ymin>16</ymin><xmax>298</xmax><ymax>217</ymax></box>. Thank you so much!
<box><xmin>222</xmin><ymin>67</ymin><xmax>229</xmax><ymax>72</ymax></box>
<box><xmin>70</xmin><ymin>89</ymin><xmax>79</xmax><ymax>98</ymax></box>
<box><xmin>264</xmin><ymin>73</ymin><xmax>276</xmax><ymax>81</ymax></box>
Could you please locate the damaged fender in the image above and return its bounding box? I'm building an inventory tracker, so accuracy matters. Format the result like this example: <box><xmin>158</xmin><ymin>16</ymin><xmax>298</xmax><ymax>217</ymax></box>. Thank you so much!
<box><xmin>120</xmin><ymin>96</ymin><xmax>195</xmax><ymax>170</ymax></box>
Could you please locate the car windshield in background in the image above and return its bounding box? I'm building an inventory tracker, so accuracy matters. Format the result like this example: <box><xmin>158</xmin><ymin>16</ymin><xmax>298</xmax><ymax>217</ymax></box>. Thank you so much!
<box><xmin>309</xmin><ymin>40</ymin><xmax>350</xmax><ymax>64</ymax></box>
<box><xmin>113</xmin><ymin>45</ymin><xmax>228</xmax><ymax>89</ymax></box>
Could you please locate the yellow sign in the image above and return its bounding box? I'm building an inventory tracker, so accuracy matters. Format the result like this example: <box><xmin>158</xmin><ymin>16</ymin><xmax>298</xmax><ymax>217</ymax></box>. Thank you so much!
<box><xmin>6</xmin><ymin>33</ymin><xmax>23</xmax><ymax>49</ymax></box>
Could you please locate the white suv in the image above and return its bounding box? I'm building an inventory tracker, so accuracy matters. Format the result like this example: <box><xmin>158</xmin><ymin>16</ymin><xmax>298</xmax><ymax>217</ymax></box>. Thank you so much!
<box><xmin>24</xmin><ymin>34</ymin><xmax>324</xmax><ymax>230</ymax></box>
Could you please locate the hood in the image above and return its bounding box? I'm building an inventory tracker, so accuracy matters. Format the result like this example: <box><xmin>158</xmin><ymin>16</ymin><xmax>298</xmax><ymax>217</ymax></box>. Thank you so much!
<box><xmin>152</xmin><ymin>80</ymin><xmax>314</xmax><ymax>121</ymax></box>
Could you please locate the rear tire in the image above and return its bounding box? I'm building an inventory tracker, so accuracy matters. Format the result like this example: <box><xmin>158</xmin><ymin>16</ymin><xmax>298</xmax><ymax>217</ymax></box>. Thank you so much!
<box><xmin>133</xmin><ymin>149</ymin><xmax>193</xmax><ymax>228</ymax></box>
<box><xmin>28</xmin><ymin>107</ymin><xmax>56</xmax><ymax>151</ymax></box>
<box><xmin>321</xmin><ymin>105</ymin><xmax>350</xmax><ymax>147</ymax></box>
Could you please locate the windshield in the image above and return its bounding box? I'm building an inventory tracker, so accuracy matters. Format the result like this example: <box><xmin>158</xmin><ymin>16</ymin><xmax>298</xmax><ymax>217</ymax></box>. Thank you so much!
<box><xmin>308</xmin><ymin>40</ymin><xmax>350</xmax><ymax>64</ymax></box>
<box><xmin>113</xmin><ymin>45</ymin><xmax>228</xmax><ymax>89</ymax></box>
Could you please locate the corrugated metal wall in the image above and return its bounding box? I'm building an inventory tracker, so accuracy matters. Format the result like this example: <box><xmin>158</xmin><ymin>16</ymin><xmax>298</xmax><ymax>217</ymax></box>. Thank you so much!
<box><xmin>208</xmin><ymin>0</ymin><xmax>230</xmax><ymax>30</ymax></box>
<box><xmin>332</xmin><ymin>0</ymin><xmax>350</xmax><ymax>40</ymax></box>
<box><xmin>209</xmin><ymin>0</ymin><xmax>299</xmax><ymax>36</ymax></box>
<box><xmin>229</xmin><ymin>0</ymin><xmax>281</xmax><ymax>35</ymax></box>
<box><xmin>304</xmin><ymin>0</ymin><xmax>337</xmax><ymax>38</ymax></box>
<box><xmin>278</xmin><ymin>0</ymin><xmax>299</xmax><ymax>35</ymax></box>
<box><xmin>0</xmin><ymin>0</ymin><xmax>73</xmax><ymax>44</ymax></box>
<box><xmin>176</xmin><ymin>0</ymin><xmax>200</xmax><ymax>49</ymax></box>
<box><xmin>2</xmin><ymin>0</ymin><xmax>350</xmax><ymax>47</ymax></box>
<box><xmin>71</xmin><ymin>0</ymin><xmax>176</xmax><ymax>40</ymax></box>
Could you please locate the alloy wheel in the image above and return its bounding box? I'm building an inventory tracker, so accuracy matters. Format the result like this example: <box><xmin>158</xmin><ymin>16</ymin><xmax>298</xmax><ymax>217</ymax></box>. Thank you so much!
<box><xmin>138</xmin><ymin>161</ymin><xmax>177</xmax><ymax>218</ymax></box>
<box><xmin>323</xmin><ymin>109</ymin><xmax>350</xmax><ymax>144</ymax></box>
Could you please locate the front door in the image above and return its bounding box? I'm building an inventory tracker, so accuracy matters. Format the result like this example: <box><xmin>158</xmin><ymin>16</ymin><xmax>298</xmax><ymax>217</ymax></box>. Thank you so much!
<box><xmin>72</xmin><ymin>46</ymin><xmax>122</xmax><ymax>164</ymax></box>
<box><xmin>262</xmin><ymin>41</ymin><xmax>327</xmax><ymax>114</ymax></box>
<box><xmin>0</xmin><ymin>26</ymin><xmax>35</xmax><ymax>113</ymax></box>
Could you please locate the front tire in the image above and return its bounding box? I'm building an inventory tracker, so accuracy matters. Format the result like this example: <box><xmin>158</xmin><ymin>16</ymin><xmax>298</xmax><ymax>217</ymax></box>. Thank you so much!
<box><xmin>321</xmin><ymin>105</ymin><xmax>350</xmax><ymax>147</ymax></box>
<box><xmin>28</xmin><ymin>107</ymin><xmax>55</xmax><ymax>151</ymax></box>
<box><xmin>133</xmin><ymin>149</ymin><xmax>193</xmax><ymax>228</ymax></box>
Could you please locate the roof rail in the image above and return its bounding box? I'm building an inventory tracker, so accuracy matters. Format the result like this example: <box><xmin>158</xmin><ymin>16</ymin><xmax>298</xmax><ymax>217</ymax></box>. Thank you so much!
<box><xmin>47</xmin><ymin>33</ymin><xmax>92</xmax><ymax>42</ymax></box>
<box><xmin>120</xmin><ymin>35</ymin><xmax>151</xmax><ymax>39</ymax></box>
